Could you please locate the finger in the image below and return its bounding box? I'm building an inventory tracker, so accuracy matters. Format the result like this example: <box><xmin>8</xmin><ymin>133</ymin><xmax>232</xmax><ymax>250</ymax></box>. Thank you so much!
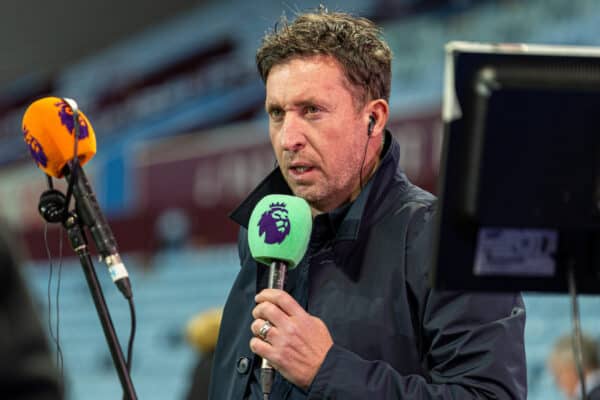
<box><xmin>252</xmin><ymin>300</ymin><xmax>289</xmax><ymax>328</ymax></box>
<box><xmin>249</xmin><ymin>336</ymin><xmax>278</xmax><ymax>364</ymax></box>
<box><xmin>250</xmin><ymin>318</ymin><xmax>267</xmax><ymax>337</ymax></box>
<box><xmin>252</xmin><ymin>319</ymin><xmax>278</xmax><ymax>344</ymax></box>
<box><xmin>256</xmin><ymin>289</ymin><xmax>305</xmax><ymax>317</ymax></box>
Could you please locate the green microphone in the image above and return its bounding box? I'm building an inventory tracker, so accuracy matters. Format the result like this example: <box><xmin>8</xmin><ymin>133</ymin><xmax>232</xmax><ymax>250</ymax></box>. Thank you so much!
<box><xmin>248</xmin><ymin>194</ymin><xmax>312</xmax><ymax>400</ymax></box>
<box><xmin>248</xmin><ymin>194</ymin><xmax>312</xmax><ymax>268</ymax></box>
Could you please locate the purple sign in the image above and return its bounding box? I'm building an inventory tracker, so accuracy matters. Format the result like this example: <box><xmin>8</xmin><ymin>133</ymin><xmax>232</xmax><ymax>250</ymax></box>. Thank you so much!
<box><xmin>55</xmin><ymin>100</ymin><xmax>89</xmax><ymax>139</ymax></box>
<box><xmin>23</xmin><ymin>126</ymin><xmax>48</xmax><ymax>168</ymax></box>
<box><xmin>258</xmin><ymin>202</ymin><xmax>291</xmax><ymax>244</ymax></box>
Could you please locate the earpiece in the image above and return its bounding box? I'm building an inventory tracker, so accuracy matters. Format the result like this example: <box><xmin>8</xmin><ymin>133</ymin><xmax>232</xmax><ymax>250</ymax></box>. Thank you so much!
<box><xmin>38</xmin><ymin>189</ymin><xmax>67</xmax><ymax>223</ymax></box>
<box><xmin>367</xmin><ymin>115</ymin><xmax>376</xmax><ymax>137</ymax></box>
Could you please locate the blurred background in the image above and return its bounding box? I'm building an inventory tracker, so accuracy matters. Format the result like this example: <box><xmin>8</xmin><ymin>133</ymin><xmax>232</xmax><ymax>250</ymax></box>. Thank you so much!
<box><xmin>2</xmin><ymin>0</ymin><xmax>600</xmax><ymax>399</ymax></box>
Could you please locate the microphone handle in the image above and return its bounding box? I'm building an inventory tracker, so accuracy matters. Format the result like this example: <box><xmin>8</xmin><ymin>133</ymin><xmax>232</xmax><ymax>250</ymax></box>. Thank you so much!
<box><xmin>67</xmin><ymin>165</ymin><xmax>118</xmax><ymax>257</ymax></box>
<box><xmin>67</xmin><ymin>164</ymin><xmax>132</xmax><ymax>299</ymax></box>
<box><xmin>261</xmin><ymin>260</ymin><xmax>287</xmax><ymax>399</ymax></box>
<box><xmin>268</xmin><ymin>260</ymin><xmax>287</xmax><ymax>290</ymax></box>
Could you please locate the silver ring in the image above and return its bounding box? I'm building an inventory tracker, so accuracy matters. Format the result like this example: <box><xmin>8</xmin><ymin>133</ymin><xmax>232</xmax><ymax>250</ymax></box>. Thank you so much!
<box><xmin>258</xmin><ymin>321</ymin><xmax>272</xmax><ymax>341</ymax></box>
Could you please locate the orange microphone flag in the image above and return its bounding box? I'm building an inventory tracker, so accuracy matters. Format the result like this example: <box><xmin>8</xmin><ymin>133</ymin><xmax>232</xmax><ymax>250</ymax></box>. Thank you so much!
<box><xmin>22</xmin><ymin>96</ymin><xmax>97</xmax><ymax>178</ymax></box>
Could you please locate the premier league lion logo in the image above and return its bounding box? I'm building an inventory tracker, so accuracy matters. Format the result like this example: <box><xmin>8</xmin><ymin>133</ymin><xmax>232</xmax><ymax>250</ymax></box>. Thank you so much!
<box><xmin>23</xmin><ymin>126</ymin><xmax>48</xmax><ymax>168</ymax></box>
<box><xmin>55</xmin><ymin>100</ymin><xmax>89</xmax><ymax>139</ymax></box>
<box><xmin>258</xmin><ymin>202</ymin><xmax>291</xmax><ymax>244</ymax></box>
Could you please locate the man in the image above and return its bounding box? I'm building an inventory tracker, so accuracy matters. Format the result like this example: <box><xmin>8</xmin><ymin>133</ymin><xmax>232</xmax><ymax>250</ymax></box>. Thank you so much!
<box><xmin>185</xmin><ymin>308</ymin><xmax>223</xmax><ymax>400</ymax></box>
<box><xmin>209</xmin><ymin>9</ymin><xmax>527</xmax><ymax>399</ymax></box>
<box><xmin>0</xmin><ymin>226</ymin><xmax>64</xmax><ymax>399</ymax></box>
<box><xmin>549</xmin><ymin>334</ymin><xmax>600</xmax><ymax>400</ymax></box>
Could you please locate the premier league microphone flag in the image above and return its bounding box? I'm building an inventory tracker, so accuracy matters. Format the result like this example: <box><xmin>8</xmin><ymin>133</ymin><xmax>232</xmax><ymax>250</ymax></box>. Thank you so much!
<box><xmin>248</xmin><ymin>194</ymin><xmax>312</xmax><ymax>269</ymax></box>
<box><xmin>22</xmin><ymin>97</ymin><xmax>97</xmax><ymax>179</ymax></box>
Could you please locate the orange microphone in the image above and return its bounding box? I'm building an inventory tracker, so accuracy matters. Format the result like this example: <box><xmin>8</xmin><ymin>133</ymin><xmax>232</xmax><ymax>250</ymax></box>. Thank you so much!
<box><xmin>22</xmin><ymin>96</ymin><xmax>96</xmax><ymax>178</ymax></box>
<box><xmin>22</xmin><ymin>97</ymin><xmax>131</xmax><ymax>299</ymax></box>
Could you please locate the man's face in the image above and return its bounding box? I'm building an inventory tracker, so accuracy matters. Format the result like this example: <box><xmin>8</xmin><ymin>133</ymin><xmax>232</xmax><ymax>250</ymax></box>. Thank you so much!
<box><xmin>265</xmin><ymin>55</ymin><xmax>368</xmax><ymax>213</ymax></box>
<box><xmin>549</xmin><ymin>359</ymin><xmax>579</xmax><ymax>399</ymax></box>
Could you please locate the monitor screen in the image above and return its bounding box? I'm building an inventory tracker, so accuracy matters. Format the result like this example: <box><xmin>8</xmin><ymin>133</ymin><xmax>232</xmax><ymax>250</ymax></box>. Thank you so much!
<box><xmin>432</xmin><ymin>42</ymin><xmax>600</xmax><ymax>293</ymax></box>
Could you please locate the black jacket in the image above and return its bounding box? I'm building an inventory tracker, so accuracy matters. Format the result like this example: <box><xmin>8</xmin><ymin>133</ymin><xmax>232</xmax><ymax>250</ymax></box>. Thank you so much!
<box><xmin>588</xmin><ymin>380</ymin><xmax>600</xmax><ymax>400</ymax></box>
<box><xmin>209</xmin><ymin>133</ymin><xmax>527</xmax><ymax>399</ymax></box>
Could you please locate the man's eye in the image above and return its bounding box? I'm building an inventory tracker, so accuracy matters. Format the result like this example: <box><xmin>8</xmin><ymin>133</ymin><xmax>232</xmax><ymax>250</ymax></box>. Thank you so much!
<box><xmin>269</xmin><ymin>109</ymin><xmax>284</xmax><ymax>119</ymax></box>
<box><xmin>305</xmin><ymin>106</ymin><xmax>320</xmax><ymax>114</ymax></box>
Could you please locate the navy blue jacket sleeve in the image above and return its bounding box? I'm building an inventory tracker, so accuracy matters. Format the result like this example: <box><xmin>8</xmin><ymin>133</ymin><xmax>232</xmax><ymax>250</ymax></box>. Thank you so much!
<box><xmin>307</xmin><ymin>204</ymin><xmax>527</xmax><ymax>399</ymax></box>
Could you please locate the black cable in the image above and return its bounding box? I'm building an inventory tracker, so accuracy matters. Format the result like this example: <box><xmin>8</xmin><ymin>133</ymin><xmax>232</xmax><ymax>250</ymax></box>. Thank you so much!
<box><xmin>62</xmin><ymin>101</ymin><xmax>81</xmax><ymax>221</ymax></box>
<box><xmin>126</xmin><ymin>297</ymin><xmax>137</xmax><ymax>372</ymax></box>
<box><xmin>43</xmin><ymin>223</ymin><xmax>64</xmax><ymax>377</ymax></box>
<box><xmin>121</xmin><ymin>297</ymin><xmax>137</xmax><ymax>400</ymax></box>
<box><xmin>568</xmin><ymin>264</ymin><xmax>587</xmax><ymax>400</ymax></box>
<box><xmin>359</xmin><ymin>135</ymin><xmax>372</xmax><ymax>192</ymax></box>
<box><xmin>43</xmin><ymin>224</ymin><xmax>55</xmax><ymax>342</ymax></box>
<box><xmin>56</xmin><ymin>226</ymin><xmax>64</xmax><ymax>377</ymax></box>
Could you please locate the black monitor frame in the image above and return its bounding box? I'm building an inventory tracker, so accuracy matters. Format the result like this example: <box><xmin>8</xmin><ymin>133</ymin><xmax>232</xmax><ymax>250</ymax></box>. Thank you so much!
<box><xmin>432</xmin><ymin>41</ymin><xmax>600</xmax><ymax>293</ymax></box>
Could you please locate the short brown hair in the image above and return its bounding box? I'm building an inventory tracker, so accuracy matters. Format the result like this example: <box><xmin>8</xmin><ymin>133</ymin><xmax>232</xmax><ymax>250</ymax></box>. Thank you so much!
<box><xmin>256</xmin><ymin>9</ymin><xmax>393</xmax><ymax>106</ymax></box>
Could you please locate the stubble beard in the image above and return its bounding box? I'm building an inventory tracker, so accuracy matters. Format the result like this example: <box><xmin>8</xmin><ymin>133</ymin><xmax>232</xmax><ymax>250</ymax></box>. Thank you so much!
<box><xmin>286</xmin><ymin>158</ymin><xmax>362</xmax><ymax>213</ymax></box>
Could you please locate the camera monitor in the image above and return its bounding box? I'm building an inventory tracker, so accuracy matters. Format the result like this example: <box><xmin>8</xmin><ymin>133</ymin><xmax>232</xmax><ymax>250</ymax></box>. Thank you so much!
<box><xmin>432</xmin><ymin>42</ymin><xmax>600</xmax><ymax>293</ymax></box>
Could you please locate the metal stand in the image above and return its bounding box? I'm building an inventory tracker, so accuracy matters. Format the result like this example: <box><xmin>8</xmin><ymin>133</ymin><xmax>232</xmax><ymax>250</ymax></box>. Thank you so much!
<box><xmin>63</xmin><ymin>212</ymin><xmax>138</xmax><ymax>400</ymax></box>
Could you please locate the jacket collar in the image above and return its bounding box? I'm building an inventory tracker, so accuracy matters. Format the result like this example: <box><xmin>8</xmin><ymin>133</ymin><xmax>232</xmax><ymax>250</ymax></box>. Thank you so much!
<box><xmin>229</xmin><ymin>130</ymin><xmax>400</xmax><ymax>241</ymax></box>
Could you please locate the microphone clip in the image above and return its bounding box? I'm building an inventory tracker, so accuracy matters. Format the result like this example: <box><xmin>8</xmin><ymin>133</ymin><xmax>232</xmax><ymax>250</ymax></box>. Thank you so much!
<box><xmin>38</xmin><ymin>188</ymin><xmax>67</xmax><ymax>224</ymax></box>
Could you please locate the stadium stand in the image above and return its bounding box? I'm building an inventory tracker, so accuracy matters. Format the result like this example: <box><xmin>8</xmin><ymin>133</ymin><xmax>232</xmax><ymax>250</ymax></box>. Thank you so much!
<box><xmin>24</xmin><ymin>246</ymin><xmax>239</xmax><ymax>399</ymax></box>
<box><xmin>6</xmin><ymin>0</ymin><xmax>600</xmax><ymax>399</ymax></box>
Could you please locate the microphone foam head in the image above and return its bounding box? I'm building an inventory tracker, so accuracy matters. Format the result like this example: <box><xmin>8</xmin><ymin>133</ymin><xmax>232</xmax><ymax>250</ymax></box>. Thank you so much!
<box><xmin>248</xmin><ymin>194</ymin><xmax>312</xmax><ymax>269</ymax></box>
<box><xmin>22</xmin><ymin>96</ymin><xmax>97</xmax><ymax>178</ymax></box>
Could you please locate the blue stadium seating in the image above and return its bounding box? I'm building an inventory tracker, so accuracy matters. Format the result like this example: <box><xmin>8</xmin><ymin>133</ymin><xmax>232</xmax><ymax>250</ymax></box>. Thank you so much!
<box><xmin>13</xmin><ymin>1</ymin><xmax>600</xmax><ymax>398</ymax></box>
<box><xmin>24</xmin><ymin>246</ymin><xmax>600</xmax><ymax>400</ymax></box>
<box><xmin>24</xmin><ymin>246</ymin><xmax>239</xmax><ymax>400</ymax></box>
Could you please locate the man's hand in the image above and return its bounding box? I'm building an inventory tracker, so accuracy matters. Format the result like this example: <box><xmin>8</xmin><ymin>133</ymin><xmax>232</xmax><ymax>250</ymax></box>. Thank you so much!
<box><xmin>250</xmin><ymin>288</ymin><xmax>333</xmax><ymax>390</ymax></box>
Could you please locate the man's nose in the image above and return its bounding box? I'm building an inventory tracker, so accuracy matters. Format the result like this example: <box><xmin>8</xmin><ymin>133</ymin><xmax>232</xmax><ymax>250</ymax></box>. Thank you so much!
<box><xmin>280</xmin><ymin>114</ymin><xmax>306</xmax><ymax>152</ymax></box>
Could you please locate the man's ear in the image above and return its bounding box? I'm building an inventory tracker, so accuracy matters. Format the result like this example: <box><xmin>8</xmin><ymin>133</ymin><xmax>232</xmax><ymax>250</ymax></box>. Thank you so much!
<box><xmin>365</xmin><ymin>99</ymin><xmax>389</xmax><ymax>138</ymax></box>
